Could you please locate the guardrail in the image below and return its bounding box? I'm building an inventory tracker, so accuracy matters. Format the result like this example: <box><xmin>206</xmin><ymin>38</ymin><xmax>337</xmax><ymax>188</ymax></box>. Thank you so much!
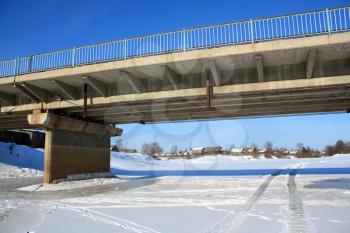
<box><xmin>0</xmin><ymin>6</ymin><xmax>349</xmax><ymax>78</ymax></box>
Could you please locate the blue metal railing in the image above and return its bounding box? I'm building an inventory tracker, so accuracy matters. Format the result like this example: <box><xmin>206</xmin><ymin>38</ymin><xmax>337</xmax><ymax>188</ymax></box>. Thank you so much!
<box><xmin>0</xmin><ymin>6</ymin><xmax>349</xmax><ymax>78</ymax></box>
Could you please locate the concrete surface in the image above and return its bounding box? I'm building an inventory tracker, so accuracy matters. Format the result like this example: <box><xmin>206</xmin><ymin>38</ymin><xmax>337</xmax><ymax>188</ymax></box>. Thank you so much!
<box><xmin>43</xmin><ymin>129</ymin><xmax>110</xmax><ymax>183</ymax></box>
<box><xmin>0</xmin><ymin>32</ymin><xmax>349</xmax><ymax>128</ymax></box>
<box><xmin>27</xmin><ymin>111</ymin><xmax>121</xmax><ymax>183</ymax></box>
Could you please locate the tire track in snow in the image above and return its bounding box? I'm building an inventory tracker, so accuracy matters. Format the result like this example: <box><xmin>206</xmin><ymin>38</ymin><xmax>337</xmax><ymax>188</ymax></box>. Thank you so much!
<box><xmin>207</xmin><ymin>170</ymin><xmax>282</xmax><ymax>233</ymax></box>
<box><xmin>285</xmin><ymin>169</ymin><xmax>314</xmax><ymax>233</ymax></box>
<box><xmin>51</xmin><ymin>202</ymin><xmax>161</xmax><ymax>233</ymax></box>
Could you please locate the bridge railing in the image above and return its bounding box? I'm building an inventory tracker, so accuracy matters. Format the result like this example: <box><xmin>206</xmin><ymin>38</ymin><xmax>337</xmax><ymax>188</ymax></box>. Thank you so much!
<box><xmin>0</xmin><ymin>6</ymin><xmax>349</xmax><ymax>78</ymax></box>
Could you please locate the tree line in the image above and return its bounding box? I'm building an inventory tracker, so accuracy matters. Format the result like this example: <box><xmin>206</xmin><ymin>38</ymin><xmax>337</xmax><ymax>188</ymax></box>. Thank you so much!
<box><xmin>114</xmin><ymin>139</ymin><xmax>350</xmax><ymax>157</ymax></box>
<box><xmin>324</xmin><ymin>140</ymin><xmax>350</xmax><ymax>155</ymax></box>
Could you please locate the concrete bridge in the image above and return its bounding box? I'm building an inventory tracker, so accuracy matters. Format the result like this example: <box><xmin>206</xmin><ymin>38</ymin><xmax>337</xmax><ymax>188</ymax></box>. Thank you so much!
<box><xmin>0</xmin><ymin>7</ymin><xmax>349</xmax><ymax>182</ymax></box>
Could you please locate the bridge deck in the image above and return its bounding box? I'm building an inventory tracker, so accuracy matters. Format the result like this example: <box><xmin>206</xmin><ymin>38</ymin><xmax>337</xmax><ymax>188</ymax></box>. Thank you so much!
<box><xmin>0</xmin><ymin>12</ymin><xmax>350</xmax><ymax>129</ymax></box>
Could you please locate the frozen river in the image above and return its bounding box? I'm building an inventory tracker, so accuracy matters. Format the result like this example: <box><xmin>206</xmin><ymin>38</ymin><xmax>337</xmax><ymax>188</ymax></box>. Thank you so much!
<box><xmin>1</xmin><ymin>172</ymin><xmax>350</xmax><ymax>233</ymax></box>
<box><xmin>1</xmin><ymin>143</ymin><xmax>350</xmax><ymax>232</ymax></box>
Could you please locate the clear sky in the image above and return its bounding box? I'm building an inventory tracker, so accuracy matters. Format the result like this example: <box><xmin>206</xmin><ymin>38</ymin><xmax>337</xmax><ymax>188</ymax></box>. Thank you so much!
<box><xmin>0</xmin><ymin>0</ymin><xmax>349</xmax><ymax>151</ymax></box>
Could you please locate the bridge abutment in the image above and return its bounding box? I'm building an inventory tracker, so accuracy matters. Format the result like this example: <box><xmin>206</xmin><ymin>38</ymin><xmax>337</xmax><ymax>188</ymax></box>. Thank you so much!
<box><xmin>27</xmin><ymin>111</ymin><xmax>122</xmax><ymax>183</ymax></box>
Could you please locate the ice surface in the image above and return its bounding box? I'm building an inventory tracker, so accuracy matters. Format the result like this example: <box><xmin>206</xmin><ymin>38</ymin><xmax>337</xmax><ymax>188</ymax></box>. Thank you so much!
<box><xmin>0</xmin><ymin>142</ymin><xmax>350</xmax><ymax>232</ymax></box>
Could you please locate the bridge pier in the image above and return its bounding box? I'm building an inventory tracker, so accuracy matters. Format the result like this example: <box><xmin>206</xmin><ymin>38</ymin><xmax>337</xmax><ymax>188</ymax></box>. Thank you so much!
<box><xmin>27</xmin><ymin>111</ymin><xmax>122</xmax><ymax>183</ymax></box>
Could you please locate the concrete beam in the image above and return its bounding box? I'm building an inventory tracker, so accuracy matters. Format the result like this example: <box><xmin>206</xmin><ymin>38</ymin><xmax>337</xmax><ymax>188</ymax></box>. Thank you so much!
<box><xmin>78</xmin><ymin>88</ymin><xmax>350</xmax><ymax>118</ymax></box>
<box><xmin>208</xmin><ymin>60</ymin><xmax>222</xmax><ymax>86</ymax></box>
<box><xmin>22</xmin><ymin>82</ymin><xmax>49</xmax><ymax>102</ymax></box>
<box><xmin>82</xmin><ymin>76</ymin><xmax>108</xmax><ymax>97</ymax></box>
<box><xmin>255</xmin><ymin>55</ymin><xmax>264</xmax><ymax>82</ymax></box>
<box><xmin>164</xmin><ymin>66</ymin><xmax>180</xmax><ymax>90</ymax></box>
<box><xmin>106</xmin><ymin>102</ymin><xmax>349</xmax><ymax>123</ymax></box>
<box><xmin>0</xmin><ymin>92</ymin><xmax>16</xmax><ymax>106</ymax></box>
<box><xmin>3</xmin><ymin>75</ymin><xmax>350</xmax><ymax>115</ymax></box>
<box><xmin>1</xmin><ymin>79</ymin><xmax>349</xmax><ymax>126</ymax></box>
<box><xmin>28</xmin><ymin>111</ymin><xmax>122</xmax><ymax>136</ymax></box>
<box><xmin>306</xmin><ymin>49</ymin><xmax>317</xmax><ymax>79</ymax></box>
<box><xmin>14</xmin><ymin>84</ymin><xmax>41</xmax><ymax>102</ymax></box>
<box><xmin>52</xmin><ymin>80</ymin><xmax>79</xmax><ymax>100</ymax></box>
<box><xmin>120</xmin><ymin>71</ymin><xmax>144</xmax><ymax>94</ymax></box>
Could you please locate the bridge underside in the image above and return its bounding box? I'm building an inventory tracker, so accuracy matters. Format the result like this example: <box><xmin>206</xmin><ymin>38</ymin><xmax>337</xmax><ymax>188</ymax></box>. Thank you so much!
<box><xmin>1</xmin><ymin>81</ymin><xmax>350</xmax><ymax>130</ymax></box>
<box><xmin>0</xmin><ymin>33</ymin><xmax>350</xmax><ymax>129</ymax></box>
<box><xmin>0</xmin><ymin>33</ymin><xmax>350</xmax><ymax>182</ymax></box>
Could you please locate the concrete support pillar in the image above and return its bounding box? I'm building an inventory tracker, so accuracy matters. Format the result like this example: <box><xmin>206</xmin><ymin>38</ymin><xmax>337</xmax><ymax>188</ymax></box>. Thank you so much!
<box><xmin>28</xmin><ymin>111</ymin><xmax>122</xmax><ymax>183</ymax></box>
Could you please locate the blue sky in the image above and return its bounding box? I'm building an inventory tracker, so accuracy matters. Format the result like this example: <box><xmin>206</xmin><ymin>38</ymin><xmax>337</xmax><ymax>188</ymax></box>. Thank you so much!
<box><xmin>0</xmin><ymin>0</ymin><xmax>349</xmax><ymax>151</ymax></box>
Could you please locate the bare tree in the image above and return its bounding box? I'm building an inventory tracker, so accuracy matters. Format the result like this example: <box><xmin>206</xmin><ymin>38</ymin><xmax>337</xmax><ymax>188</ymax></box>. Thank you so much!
<box><xmin>296</xmin><ymin>142</ymin><xmax>304</xmax><ymax>153</ymax></box>
<box><xmin>278</xmin><ymin>147</ymin><xmax>288</xmax><ymax>158</ymax></box>
<box><xmin>264</xmin><ymin>141</ymin><xmax>273</xmax><ymax>152</ymax></box>
<box><xmin>264</xmin><ymin>141</ymin><xmax>273</xmax><ymax>158</ymax></box>
<box><xmin>142</xmin><ymin>142</ymin><xmax>163</xmax><ymax>156</ymax></box>
<box><xmin>229</xmin><ymin>144</ymin><xmax>235</xmax><ymax>151</ymax></box>
<box><xmin>325</xmin><ymin>145</ymin><xmax>336</xmax><ymax>156</ymax></box>
<box><xmin>335</xmin><ymin>140</ymin><xmax>346</xmax><ymax>153</ymax></box>
<box><xmin>115</xmin><ymin>139</ymin><xmax>123</xmax><ymax>149</ymax></box>
<box><xmin>250</xmin><ymin>143</ymin><xmax>258</xmax><ymax>158</ymax></box>
<box><xmin>170</xmin><ymin>145</ymin><xmax>178</xmax><ymax>155</ymax></box>
<box><xmin>324</xmin><ymin>140</ymin><xmax>350</xmax><ymax>156</ymax></box>
<box><xmin>250</xmin><ymin>143</ymin><xmax>258</xmax><ymax>151</ymax></box>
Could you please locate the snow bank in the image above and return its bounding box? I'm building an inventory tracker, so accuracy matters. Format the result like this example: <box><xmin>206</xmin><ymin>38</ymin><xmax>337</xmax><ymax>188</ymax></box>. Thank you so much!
<box><xmin>0</xmin><ymin>163</ymin><xmax>43</xmax><ymax>178</ymax></box>
<box><xmin>111</xmin><ymin>152</ymin><xmax>154</xmax><ymax>162</ymax></box>
<box><xmin>0</xmin><ymin>142</ymin><xmax>44</xmax><ymax>170</ymax></box>
<box><xmin>0</xmin><ymin>142</ymin><xmax>44</xmax><ymax>178</ymax></box>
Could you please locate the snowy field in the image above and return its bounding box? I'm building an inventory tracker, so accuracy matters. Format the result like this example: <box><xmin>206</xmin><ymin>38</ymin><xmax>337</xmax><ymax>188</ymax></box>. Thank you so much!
<box><xmin>0</xmin><ymin>142</ymin><xmax>350</xmax><ymax>232</ymax></box>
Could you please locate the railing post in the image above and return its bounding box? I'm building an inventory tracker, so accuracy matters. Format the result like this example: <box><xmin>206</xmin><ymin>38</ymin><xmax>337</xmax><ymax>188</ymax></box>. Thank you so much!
<box><xmin>124</xmin><ymin>38</ymin><xmax>127</xmax><ymax>59</ymax></box>
<box><xmin>28</xmin><ymin>55</ymin><xmax>33</xmax><ymax>73</ymax></box>
<box><xmin>13</xmin><ymin>58</ymin><xmax>17</xmax><ymax>76</ymax></box>
<box><xmin>72</xmin><ymin>47</ymin><xmax>76</xmax><ymax>67</ymax></box>
<box><xmin>326</xmin><ymin>8</ymin><xmax>331</xmax><ymax>34</ymax></box>
<box><xmin>250</xmin><ymin>19</ymin><xmax>254</xmax><ymax>43</ymax></box>
<box><xmin>183</xmin><ymin>29</ymin><xmax>186</xmax><ymax>51</ymax></box>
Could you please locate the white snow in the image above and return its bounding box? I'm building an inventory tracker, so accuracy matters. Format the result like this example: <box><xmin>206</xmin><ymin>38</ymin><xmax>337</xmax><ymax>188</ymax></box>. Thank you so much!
<box><xmin>0</xmin><ymin>162</ymin><xmax>43</xmax><ymax>178</ymax></box>
<box><xmin>18</xmin><ymin>177</ymin><xmax>124</xmax><ymax>192</ymax></box>
<box><xmin>1</xmin><ymin>141</ymin><xmax>350</xmax><ymax>179</ymax></box>
<box><xmin>0</xmin><ymin>142</ymin><xmax>44</xmax><ymax>169</ymax></box>
<box><xmin>3</xmin><ymin>174</ymin><xmax>350</xmax><ymax>233</ymax></box>
<box><xmin>1</xmin><ymin>141</ymin><xmax>350</xmax><ymax>232</ymax></box>
<box><xmin>0</xmin><ymin>142</ymin><xmax>43</xmax><ymax>178</ymax></box>
<box><xmin>110</xmin><ymin>152</ymin><xmax>350</xmax><ymax>179</ymax></box>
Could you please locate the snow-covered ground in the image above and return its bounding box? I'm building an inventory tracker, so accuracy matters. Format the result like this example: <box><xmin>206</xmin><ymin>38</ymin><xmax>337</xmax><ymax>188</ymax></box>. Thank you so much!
<box><xmin>0</xmin><ymin>142</ymin><xmax>350</xmax><ymax>232</ymax></box>
<box><xmin>1</xmin><ymin>141</ymin><xmax>350</xmax><ymax>179</ymax></box>
<box><xmin>0</xmin><ymin>142</ymin><xmax>43</xmax><ymax>178</ymax></box>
